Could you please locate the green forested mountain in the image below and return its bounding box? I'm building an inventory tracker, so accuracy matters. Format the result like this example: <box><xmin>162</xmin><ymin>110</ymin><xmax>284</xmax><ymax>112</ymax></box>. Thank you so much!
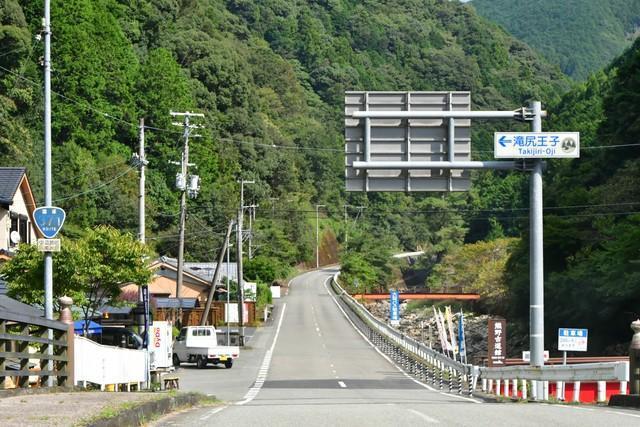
<box><xmin>505</xmin><ymin>38</ymin><xmax>640</xmax><ymax>353</ymax></box>
<box><xmin>1</xmin><ymin>0</ymin><xmax>638</xmax><ymax>353</ymax></box>
<box><xmin>471</xmin><ymin>0</ymin><xmax>640</xmax><ymax>80</ymax></box>
<box><xmin>0</xmin><ymin>0</ymin><xmax>566</xmax><ymax>265</ymax></box>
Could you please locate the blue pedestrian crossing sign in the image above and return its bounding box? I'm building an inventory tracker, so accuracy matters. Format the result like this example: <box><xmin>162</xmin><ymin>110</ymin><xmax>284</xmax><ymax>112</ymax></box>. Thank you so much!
<box><xmin>33</xmin><ymin>206</ymin><xmax>66</xmax><ymax>238</ymax></box>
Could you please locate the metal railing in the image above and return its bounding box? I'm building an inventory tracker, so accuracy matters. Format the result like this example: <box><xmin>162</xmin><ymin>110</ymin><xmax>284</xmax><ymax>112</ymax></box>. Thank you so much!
<box><xmin>331</xmin><ymin>272</ymin><xmax>630</xmax><ymax>401</ymax></box>
<box><xmin>331</xmin><ymin>274</ymin><xmax>476</xmax><ymax>396</ymax></box>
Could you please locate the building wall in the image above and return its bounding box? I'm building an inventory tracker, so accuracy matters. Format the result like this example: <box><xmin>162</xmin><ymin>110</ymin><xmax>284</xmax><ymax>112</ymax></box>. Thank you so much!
<box><xmin>0</xmin><ymin>181</ymin><xmax>37</xmax><ymax>250</ymax></box>
<box><xmin>121</xmin><ymin>275</ymin><xmax>208</xmax><ymax>301</ymax></box>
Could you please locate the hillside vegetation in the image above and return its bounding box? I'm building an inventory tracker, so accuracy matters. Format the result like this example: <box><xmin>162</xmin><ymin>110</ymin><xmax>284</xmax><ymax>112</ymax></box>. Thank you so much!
<box><xmin>472</xmin><ymin>0</ymin><xmax>640</xmax><ymax>79</ymax></box>
<box><xmin>2</xmin><ymin>1</ymin><xmax>638</xmax><ymax>353</ymax></box>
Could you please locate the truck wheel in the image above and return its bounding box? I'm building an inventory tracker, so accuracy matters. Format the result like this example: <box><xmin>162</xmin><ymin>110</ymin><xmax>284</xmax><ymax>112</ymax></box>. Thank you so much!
<box><xmin>224</xmin><ymin>360</ymin><xmax>233</xmax><ymax>369</ymax></box>
<box><xmin>196</xmin><ymin>355</ymin><xmax>208</xmax><ymax>369</ymax></box>
<box><xmin>172</xmin><ymin>354</ymin><xmax>180</xmax><ymax>367</ymax></box>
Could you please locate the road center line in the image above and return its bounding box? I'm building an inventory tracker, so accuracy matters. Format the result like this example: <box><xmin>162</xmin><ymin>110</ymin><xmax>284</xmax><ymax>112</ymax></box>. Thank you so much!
<box><xmin>236</xmin><ymin>303</ymin><xmax>287</xmax><ymax>406</ymax></box>
<box><xmin>407</xmin><ymin>409</ymin><xmax>439</xmax><ymax>424</ymax></box>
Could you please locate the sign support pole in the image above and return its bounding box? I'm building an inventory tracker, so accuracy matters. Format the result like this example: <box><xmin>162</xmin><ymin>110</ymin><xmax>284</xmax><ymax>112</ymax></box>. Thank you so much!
<box><xmin>529</xmin><ymin>101</ymin><xmax>545</xmax><ymax>400</ymax></box>
<box><xmin>43</xmin><ymin>0</ymin><xmax>54</xmax><ymax>387</ymax></box>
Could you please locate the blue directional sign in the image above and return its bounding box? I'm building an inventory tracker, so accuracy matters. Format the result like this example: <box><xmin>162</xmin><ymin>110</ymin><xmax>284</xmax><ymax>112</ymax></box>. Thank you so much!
<box><xmin>33</xmin><ymin>206</ymin><xmax>66</xmax><ymax>238</ymax></box>
<box><xmin>494</xmin><ymin>132</ymin><xmax>580</xmax><ymax>159</ymax></box>
<box><xmin>390</xmin><ymin>290</ymin><xmax>400</xmax><ymax>325</ymax></box>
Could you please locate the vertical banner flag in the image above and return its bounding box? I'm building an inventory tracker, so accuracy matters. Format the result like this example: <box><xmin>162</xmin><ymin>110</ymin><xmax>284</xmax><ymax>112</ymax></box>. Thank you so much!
<box><xmin>458</xmin><ymin>310</ymin><xmax>467</xmax><ymax>364</ymax></box>
<box><xmin>389</xmin><ymin>290</ymin><xmax>400</xmax><ymax>325</ymax></box>
<box><xmin>438</xmin><ymin>308</ymin><xmax>453</xmax><ymax>356</ymax></box>
<box><xmin>445</xmin><ymin>306</ymin><xmax>458</xmax><ymax>359</ymax></box>
<box><xmin>433</xmin><ymin>307</ymin><xmax>448</xmax><ymax>354</ymax></box>
<box><xmin>142</xmin><ymin>285</ymin><xmax>149</xmax><ymax>347</ymax></box>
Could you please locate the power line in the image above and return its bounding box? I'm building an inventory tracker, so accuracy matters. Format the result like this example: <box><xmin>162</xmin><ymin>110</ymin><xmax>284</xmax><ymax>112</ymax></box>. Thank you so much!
<box><xmin>51</xmin><ymin>166</ymin><xmax>135</xmax><ymax>203</ymax></box>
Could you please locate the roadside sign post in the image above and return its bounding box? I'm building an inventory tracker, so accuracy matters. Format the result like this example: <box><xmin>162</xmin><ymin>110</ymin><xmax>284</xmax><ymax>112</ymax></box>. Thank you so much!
<box><xmin>557</xmin><ymin>328</ymin><xmax>588</xmax><ymax>400</ymax></box>
<box><xmin>345</xmin><ymin>93</ymin><xmax>580</xmax><ymax>400</ymax></box>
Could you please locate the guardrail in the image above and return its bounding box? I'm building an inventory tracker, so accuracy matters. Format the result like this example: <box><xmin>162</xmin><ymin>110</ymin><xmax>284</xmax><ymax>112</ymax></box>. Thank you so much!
<box><xmin>479</xmin><ymin>361</ymin><xmax>629</xmax><ymax>402</ymax></box>
<box><xmin>331</xmin><ymin>272</ymin><xmax>629</xmax><ymax>402</ymax></box>
<box><xmin>331</xmin><ymin>273</ymin><xmax>476</xmax><ymax>396</ymax></box>
<box><xmin>74</xmin><ymin>336</ymin><xmax>147</xmax><ymax>391</ymax></box>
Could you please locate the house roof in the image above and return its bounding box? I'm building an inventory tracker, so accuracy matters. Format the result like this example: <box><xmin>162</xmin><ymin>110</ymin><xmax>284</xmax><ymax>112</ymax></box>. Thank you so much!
<box><xmin>159</xmin><ymin>256</ymin><xmax>239</xmax><ymax>283</ymax></box>
<box><xmin>0</xmin><ymin>279</ymin><xmax>7</xmax><ymax>295</ymax></box>
<box><xmin>154</xmin><ymin>297</ymin><xmax>198</xmax><ymax>309</ymax></box>
<box><xmin>0</xmin><ymin>294</ymin><xmax>44</xmax><ymax>318</ymax></box>
<box><xmin>0</xmin><ymin>167</ymin><xmax>26</xmax><ymax>206</ymax></box>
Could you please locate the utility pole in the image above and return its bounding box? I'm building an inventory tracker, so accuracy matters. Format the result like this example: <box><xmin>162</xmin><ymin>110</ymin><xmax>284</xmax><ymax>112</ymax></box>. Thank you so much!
<box><xmin>170</xmin><ymin>111</ymin><xmax>204</xmax><ymax>325</ymax></box>
<box><xmin>247</xmin><ymin>204</ymin><xmax>258</xmax><ymax>259</ymax></box>
<box><xmin>137</xmin><ymin>119</ymin><xmax>147</xmax><ymax>245</ymax></box>
<box><xmin>316</xmin><ymin>204</ymin><xmax>325</xmax><ymax>269</ymax></box>
<box><xmin>131</xmin><ymin>119</ymin><xmax>149</xmax><ymax>308</ymax></box>
<box><xmin>43</xmin><ymin>0</ymin><xmax>54</xmax><ymax>387</ymax></box>
<box><xmin>237</xmin><ymin>179</ymin><xmax>254</xmax><ymax>346</ymax></box>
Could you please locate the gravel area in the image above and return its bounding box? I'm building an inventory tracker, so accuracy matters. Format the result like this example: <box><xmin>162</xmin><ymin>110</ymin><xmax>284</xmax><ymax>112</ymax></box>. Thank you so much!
<box><xmin>0</xmin><ymin>391</ymin><xmax>165</xmax><ymax>426</ymax></box>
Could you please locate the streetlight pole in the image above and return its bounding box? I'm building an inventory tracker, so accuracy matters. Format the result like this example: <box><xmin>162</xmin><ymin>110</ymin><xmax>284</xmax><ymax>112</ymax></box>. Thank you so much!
<box><xmin>316</xmin><ymin>204</ymin><xmax>325</xmax><ymax>269</ymax></box>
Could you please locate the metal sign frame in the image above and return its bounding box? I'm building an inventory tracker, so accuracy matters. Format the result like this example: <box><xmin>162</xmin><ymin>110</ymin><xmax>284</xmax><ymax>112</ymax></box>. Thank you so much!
<box><xmin>345</xmin><ymin>93</ymin><xmax>554</xmax><ymax>399</ymax></box>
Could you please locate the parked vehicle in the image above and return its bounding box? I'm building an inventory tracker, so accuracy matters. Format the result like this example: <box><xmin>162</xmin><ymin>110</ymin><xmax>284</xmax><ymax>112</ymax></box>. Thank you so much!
<box><xmin>172</xmin><ymin>326</ymin><xmax>239</xmax><ymax>369</ymax></box>
<box><xmin>88</xmin><ymin>326</ymin><xmax>144</xmax><ymax>350</ymax></box>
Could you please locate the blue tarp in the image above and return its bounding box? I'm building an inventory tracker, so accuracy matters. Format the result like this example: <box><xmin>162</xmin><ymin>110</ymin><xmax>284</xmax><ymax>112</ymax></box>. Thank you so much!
<box><xmin>74</xmin><ymin>320</ymin><xmax>102</xmax><ymax>335</ymax></box>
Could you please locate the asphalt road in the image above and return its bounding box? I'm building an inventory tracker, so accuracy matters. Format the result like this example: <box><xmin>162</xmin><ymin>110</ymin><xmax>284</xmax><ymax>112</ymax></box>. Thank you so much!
<box><xmin>153</xmin><ymin>268</ymin><xmax>640</xmax><ymax>426</ymax></box>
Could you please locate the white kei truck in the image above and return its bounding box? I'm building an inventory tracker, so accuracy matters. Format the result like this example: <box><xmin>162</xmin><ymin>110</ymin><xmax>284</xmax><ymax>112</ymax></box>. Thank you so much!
<box><xmin>172</xmin><ymin>326</ymin><xmax>240</xmax><ymax>369</ymax></box>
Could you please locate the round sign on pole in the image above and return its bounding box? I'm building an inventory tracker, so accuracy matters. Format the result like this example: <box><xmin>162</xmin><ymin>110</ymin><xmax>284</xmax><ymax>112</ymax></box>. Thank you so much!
<box><xmin>33</xmin><ymin>206</ymin><xmax>66</xmax><ymax>239</ymax></box>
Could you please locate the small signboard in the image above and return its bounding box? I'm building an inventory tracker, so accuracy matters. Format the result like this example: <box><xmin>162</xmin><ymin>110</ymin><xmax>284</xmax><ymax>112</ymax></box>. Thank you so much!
<box><xmin>389</xmin><ymin>290</ymin><xmax>400</xmax><ymax>326</ymax></box>
<box><xmin>494</xmin><ymin>132</ymin><xmax>580</xmax><ymax>158</ymax></box>
<box><xmin>37</xmin><ymin>238</ymin><xmax>60</xmax><ymax>252</ymax></box>
<box><xmin>522</xmin><ymin>350</ymin><xmax>549</xmax><ymax>362</ymax></box>
<box><xmin>488</xmin><ymin>318</ymin><xmax>506</xmax><ymax>366</ymax></box>
<box><xmin>33</xmin><ymin>206</ymin><xmax>66</xmax><ymax>238</ymax></box>
<box><xmin>558</xmin><ymin>328</ymin><xmax>588</xmax><ymax>352</ymax></box>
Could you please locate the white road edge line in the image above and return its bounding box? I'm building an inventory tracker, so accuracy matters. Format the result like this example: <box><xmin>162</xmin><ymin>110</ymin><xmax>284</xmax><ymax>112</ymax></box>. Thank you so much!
<box><xmin>605</xmin><ymin>410</ymin><xmax>640</xmax><ymax>419</ymax></box>
<box><xmin>236</xmin><ymin>303</ymin><xmax>288</xmax><ymax>406</ymax></box>
<box><xmin>199</xmin><ymin>405</ymin><xmax>228</xmax><ymax>421</ymax></box>
<box><xmin>323</xmin><ymin>276</ymin><xmax>481</xmax><ymax>404</ymax></box>
<box><xmin>407</xmin><ymin>409</ymin><xmax>440</xmax><ymax>424</ymax></box>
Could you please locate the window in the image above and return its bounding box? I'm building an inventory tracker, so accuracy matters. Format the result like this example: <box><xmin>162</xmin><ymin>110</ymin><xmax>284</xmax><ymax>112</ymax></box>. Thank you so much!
<box><xmin>9</xmin><ymin>212</ymin><xmax>30</xmax><ymax>247</ymax></box>
<box><xmin>19</xmin><ymin>216</ymin><xmax>28</xmax><ymax>244</ymax></box>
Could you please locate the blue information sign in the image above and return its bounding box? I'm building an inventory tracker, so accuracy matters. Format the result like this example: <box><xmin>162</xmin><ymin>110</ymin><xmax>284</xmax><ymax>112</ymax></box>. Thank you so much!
<box><xmin>33</xmin><ymin>206</ymin><xmax>66</xmax><ymax>238</ymax></box>
<box><xmin>390</xmin><ymin>290</ymin><xmax>399</xmax><ymax>324</ymax></box>
<box><xmin>558</xmin><ymin>328</ymin><xmax>588</xmax><ymax>352</ymax></box>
